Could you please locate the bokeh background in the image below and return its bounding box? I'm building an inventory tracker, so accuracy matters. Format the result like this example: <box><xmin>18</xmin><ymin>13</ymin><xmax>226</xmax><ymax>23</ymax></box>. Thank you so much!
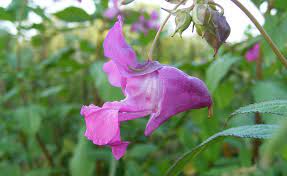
<box><xmin>0</xmin><ymin>0</ymin><xmax>287</xmax><ymax>175</ymax></box>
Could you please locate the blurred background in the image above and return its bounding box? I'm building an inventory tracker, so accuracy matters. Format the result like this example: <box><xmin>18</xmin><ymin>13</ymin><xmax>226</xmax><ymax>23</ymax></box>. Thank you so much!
<box><xmin>0</xmin><ymin>0</ymin><xmax>287</xmax><ymax>175</ymax></box>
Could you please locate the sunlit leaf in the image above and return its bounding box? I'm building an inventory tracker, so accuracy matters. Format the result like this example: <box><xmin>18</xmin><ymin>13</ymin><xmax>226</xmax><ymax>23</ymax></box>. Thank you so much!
<box><xmin>54</xmin><ymin>7</ymin><xmax>92</xmax><ymax>22</ymax></box>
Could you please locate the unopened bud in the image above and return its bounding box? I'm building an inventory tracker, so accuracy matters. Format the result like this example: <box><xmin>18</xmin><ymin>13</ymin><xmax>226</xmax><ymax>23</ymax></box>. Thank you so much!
<box><xmin>192</xmin><ymin>3</ymin><xmax>211</xmax><ymax>26</ymax></box>
<box><xmin>172</xmin><ymin>9</ymin><xmax>193</xmax><ymax>37</ymax></box>
<box><xmin>205</xmin><ymin>10</ymin><xmax>230</xmax><ymax>56</ymax></box>
<box><xmin>193</xmin><ymin>2</ymin><xmax>230</xmax><ymax>56</ymax></box>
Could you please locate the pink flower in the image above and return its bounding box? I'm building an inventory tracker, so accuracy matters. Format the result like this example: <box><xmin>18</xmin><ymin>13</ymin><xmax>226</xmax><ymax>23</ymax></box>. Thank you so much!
<box><xmin>81</xmin><ymin>16</ymin><xmax>212</xmax><ymax>159</ymax></box>
<box><xmin>104</xmin><ymin>16</ymin><xmax>212</xmax><ymax>136</ymax></box>
<box><xmin>131</xmin><ymin>11</ymin><xmax>160</xmax><ymax>35</ymax></box>
<box><xmin>245</xmin><ymin>43</ymin><xmax>260</xmax><ymax>62</ymax></box>
<box><xmin>104</xmin><ymin>0</ymin><xmax>121</xmax><ymax>19</ymax></box>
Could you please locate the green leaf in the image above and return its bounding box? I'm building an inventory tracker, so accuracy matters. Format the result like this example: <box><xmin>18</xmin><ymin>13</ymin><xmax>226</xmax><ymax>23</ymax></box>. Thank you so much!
<box><xmin>0</xmin><ymin>162</ymin><xmax>21</xmax><ymax>176</ymax></box>
<box><xmin>0</xmin><ymin>7</ymin><xmax>14</xmax><ymax>21</ymax></box>
<box><xmin>252</xmin><ymin>80</ymin><xmax>287</xmax><ymax>102</ymax></box>
<box><xmin>262</xmin><ymin>13</ymin><xmax>287</xmax><ymax>64</ymax></box>
<box><xmin>54</xmin><ymin>7</ymin><xmax>92</xmax><ymax>22</ymax></box>
<box><xmin>0</xmin><ymin>87</ymin><xmax>19</xmax><ymax>105</ymax></box>
<box><xmin>231</xmin><ymin>100</ymin><xmax>287</xmax><ymax>117</ymax></box>
<box><xmin>38</xmin><ymin>47</ymin><xmax>75</xmax><ymax>69</ymax></box>
<box><xmin>6</xmin><ymin>0</ymin><xmax>29</xmax><ymax>21</ymax></box>
<box><xmin>39</xmin><ymin>86</ymin><xmax>64</xmax><ymax>98</ymax></box>
<box><xmin>165</xmin><ymin>125</ymin><xmax>278</xmax><ymax>176</ymax></box>
<box><xmin>69</xmin><ymin>128</ymin><xmax>95</xmax><ymax>176</ymax></box>
<box><xmin>262</xmin><ymin>119</ymin><xmax>287</xmax><ymax>167</ymax></box>
<box><xmin>14</xmin><ymin>105</ymin><xmax>45</xmax><ymax>136</ymax></box>
<box><xmin>273</xmin><ymin>0</ymin><xmax>287</xmax><ymax>10</ymax></box>
<box><xmin>206</xmin><ymin>55</ymin><xmax>240</xmax><ymax>93</ymax></box>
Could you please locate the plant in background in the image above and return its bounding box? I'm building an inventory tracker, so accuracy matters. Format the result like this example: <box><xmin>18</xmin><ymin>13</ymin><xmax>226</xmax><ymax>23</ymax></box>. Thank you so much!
<box><xmin>245</xmin><ymin>43</ymin><xmax>260</xmax><ymax>62</ymax></box>
<box><xmin>104</xmin><ymin>0</ymin><xmax>121</xmax><ymax>19</ymax></box>
<box><xmin>131</xmin><ymin>11</ymin><xmax>160</xmax><ymax>35</ymax></box>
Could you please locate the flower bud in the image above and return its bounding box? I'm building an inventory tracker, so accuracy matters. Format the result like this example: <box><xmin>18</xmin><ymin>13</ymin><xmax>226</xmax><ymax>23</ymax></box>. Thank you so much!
<box><xmin>193</xmin><ymin>2</ymin><xmax>230</xmax><ymax>56</ymax></box>
<box><xmin>205</xmin><ymin>10</ymin><xmax>230</xmax><ymax>56</ymax></box>
<box><xmin>171</xmin><ymin>9</ymin><xmax>193</xmax><ymax>37</ymax></box>
<box><xmin>192</xmin><ymin>3</ymin><xmax>211</xmax><ymax>26</ymax></box>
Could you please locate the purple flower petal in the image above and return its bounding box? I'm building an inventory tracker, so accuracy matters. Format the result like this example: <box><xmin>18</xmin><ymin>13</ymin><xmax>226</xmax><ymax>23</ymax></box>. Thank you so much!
<box><xmin>103</xmin><ymin>16</ymin><xmax>138</xmax><ymax>73</ymax></box>
<box><xmin>145</xmin><ymin>66</ymin><xmax>213</xmax><ymax>136</ymax></box>
<box><xmin>81</xmin><ymin>105</ymin><xmax>120</xmax><ymax>145</ymax></box>
<box><xmin>245</xmin><ymin>43</ymin><xmax>260</xmax><ymax>62</ymax></box>
<box><xmin>103</xmin><ymin>60</ymin><xmax>122</xmax><ymax>87</ymax></box>
<box><xmin>111</xmin><ymin>141</ymin><xmax>129</xmax><ymax>160</ymax></box>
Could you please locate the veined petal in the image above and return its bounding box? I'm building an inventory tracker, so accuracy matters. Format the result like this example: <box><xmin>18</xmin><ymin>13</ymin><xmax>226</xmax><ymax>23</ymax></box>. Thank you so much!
<box><xmin>103</xmin><ymin>17</ymin><xmax>162</xmax><ymax>78</ymax></box>
<box><xmin>111</xmin><ymin>141</ymin><xmax>129</xmax><ymax>160</ymax></box>
<box><xmin>103</xmin><ymin>16</ymin><xmax>138</xmax><ymax>73</ymax></box>
<box><xmin>121</xmin><ymin>71</ymin><xmax>161</xmax><ymax>113</ymax></box>
<box><xmin>103</xmin><ymin>61</ymin><xmax>122</xmax><ymax>87</ymax></box>
<box><xmin>145</xmin><ymin>66</ymin><xmax>212</xmax><ymax>136</ymax></box>
<box><xmin>81</xmin><ymin>106</ymin><xmax>120</xmax><ymax>145</ymax></box>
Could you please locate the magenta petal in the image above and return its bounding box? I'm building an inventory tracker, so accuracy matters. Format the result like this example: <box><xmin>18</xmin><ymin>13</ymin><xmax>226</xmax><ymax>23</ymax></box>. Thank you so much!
<box><xmin>118</xmin><ymin>110</ymin><xmax>151</xmax><ymax>121</ymax></box>
<box><xmin>104</xmin><ymin>7</ymin><xmax>120</xmax><ymax>19</ymax></box>
<box><xmin>111</xmin><ymin>141</ymin><xmax>129</xmax><ymax>160</ymax></box>
<box><xmin>103</xmin><ymin>16</ymin><xmax>138</xmax><ymax>72</ymax></box>
<box><xmin>121</xmin><ymin>71</ymin><xmax>161</xmax><ymax>112</ymax></box>
<box><xmin>80</xmin><ymin>104</ymin><xmax>100</xmax><ymax>116</ymax></box>
<box><xmin>81</xmin><ymin>106</ymin><xmax>120</xmax><ymax>145</ymax></box>
<box><xmin>103</xmin><ymin>61</ymin><xmax>122</xmax><ymax>87</ymax></box>
<box><xmin>245</xmin><ymin>43</ymin><xmax>260</xmax><ymax>62</ymax></box>
<box><xmin>145</xmin><ymin>66</ymin><xmax>212</xmax><ymax>136</ymax></box>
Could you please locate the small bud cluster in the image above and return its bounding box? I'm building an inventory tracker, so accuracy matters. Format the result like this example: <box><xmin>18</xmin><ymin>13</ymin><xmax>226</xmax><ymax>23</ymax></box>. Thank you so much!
<box><xmin>164</xmin><ymin>0</ymin><xmax>231</xmax><ymax>56</ymax></box>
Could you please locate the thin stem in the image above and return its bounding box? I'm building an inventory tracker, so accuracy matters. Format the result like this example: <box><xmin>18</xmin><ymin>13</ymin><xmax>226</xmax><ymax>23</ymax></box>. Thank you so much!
<box><xmin>230</xmin><ymin>0</ymin><xmax>287</xmax><ymax>68</ymax></box>
<box><xmin>35</xmin><ymin>133</ymin><xmax>54</xmax><ymax>167</ymax></box>
<box><xmin>252</xmin><ymin>48</ymin><xmax>263</xmax><ymax>163</ymax></box>
<box><xmin>148</xmin><ymin>0</ymin><xmax>186</xmax><ymax>60</ymax></box>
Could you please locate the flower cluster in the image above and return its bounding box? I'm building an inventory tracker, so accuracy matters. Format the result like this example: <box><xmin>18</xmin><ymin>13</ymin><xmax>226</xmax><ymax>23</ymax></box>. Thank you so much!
<box><xmin>80</xmin><ymin>16</ymin><xmax>212</xmax><ymax>160</ymax></box>
<box><xmin>104</xmin><ymin>0</ymin><xmax>121</xmax><ymax>19</ymax></box>
<box><xmin>131</xmin><ymin>11</ymin><xmax>160</xmax><ymax>35</ymax></box>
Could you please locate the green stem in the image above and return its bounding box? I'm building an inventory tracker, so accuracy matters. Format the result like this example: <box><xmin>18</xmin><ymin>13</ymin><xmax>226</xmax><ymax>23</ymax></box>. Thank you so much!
<box><xmin>148</xmin><ymin>0</ymin><xmax>186</xmax><ymax>60</ymax></box>
<box><xmin>230</xmin><ymin>0</ymin><xmax>287</xmax><ymax>68</ymax></box>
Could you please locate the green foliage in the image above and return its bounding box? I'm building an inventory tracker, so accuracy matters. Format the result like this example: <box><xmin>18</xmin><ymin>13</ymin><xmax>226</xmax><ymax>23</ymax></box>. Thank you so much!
<box><xmin>13</xmin><ymin>105</ymin><xmax>45</xmax><ymax>136</ymax></box>
<box><xmin>231</xmin><ymin>100</ymin><xmax>287</xmax><ymax>117</ymax></box>
<box><xmin>0</xmin><ymin>0</ymin><xmax>287</xmax><ymax>175</ymax></box>
<box><xmin>69</xmin><ymin>129</ymin><xmax>95</xmax><ymax>176</ymax></box>
<box><xmin>54</xmin><ymin>7</ymin><xmax>92</xmax><ymax>22</ymax></box>
<box><xmin>206</xmin><ymin>54</ymin><xmax>240</xmax><ymax>93</ymax></box>
<box><xmin>166</xmin><ymin>125</ymin><xmax>279</xmax><ymax>176</ymax></box>
<box><xmin>252</xmin><ymin>80</ymin><xmax>287</xmax><ymax>102</ymax></box>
